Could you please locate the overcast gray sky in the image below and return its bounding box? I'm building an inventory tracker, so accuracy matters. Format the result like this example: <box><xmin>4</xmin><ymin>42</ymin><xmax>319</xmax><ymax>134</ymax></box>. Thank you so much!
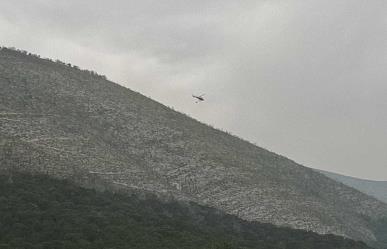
<box><xmin>1</xmin><ymin>0</ymin><xmax>386</xmax><ymax>180</ymax></box>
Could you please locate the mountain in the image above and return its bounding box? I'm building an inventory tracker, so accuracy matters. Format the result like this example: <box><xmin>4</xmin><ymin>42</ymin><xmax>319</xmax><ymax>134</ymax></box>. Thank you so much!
<box><xmin>317</xmin><ymin>170</ymin><xmax>387</xmax><ymax>204</ymax></box>
<box><xmin>1</xmin><ymin>47</ymin><xmax>387</xmax><ymax>247</ymax></box>
<box><xmin>0</xmin><ymin>173</ymin><xmax>374</xmax><ymax>249</ymax></box>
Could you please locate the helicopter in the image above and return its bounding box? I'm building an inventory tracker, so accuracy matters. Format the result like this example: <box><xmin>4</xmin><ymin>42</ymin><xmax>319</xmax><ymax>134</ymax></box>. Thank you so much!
<box><xmin>192</xmin><ymin>94</ymin><xmax>205</xmax><ymax>103</ymax></box>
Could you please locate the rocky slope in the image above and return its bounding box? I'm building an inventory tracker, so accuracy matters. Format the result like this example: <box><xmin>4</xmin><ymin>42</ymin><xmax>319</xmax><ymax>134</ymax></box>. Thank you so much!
<box><xmin>318</xmin><ymin>169</ymin><xmax>387</xmax><ymax>204</ymax></box>
<box><xmin>1</xmin><ymin>47</ymin><xmax>386</xmax><ymax>246</ymax></box>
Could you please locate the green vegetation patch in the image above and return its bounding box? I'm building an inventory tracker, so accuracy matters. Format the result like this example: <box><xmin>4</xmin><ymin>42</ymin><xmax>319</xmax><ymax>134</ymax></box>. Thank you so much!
<box><xmin>0</xmin><ymin>173</ymin><xmax>373</xmax><ymax>249</ymax></box>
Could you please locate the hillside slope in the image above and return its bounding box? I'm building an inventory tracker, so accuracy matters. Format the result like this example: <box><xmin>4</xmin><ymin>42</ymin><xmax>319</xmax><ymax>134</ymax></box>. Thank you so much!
<box><xmin>317</xmin><ymin>170</ymin><xmax>387</xmax><ymax>204</ymax></box>
<box><xmin>0</xmin><ymin>173</ymin><xmax>374</xmax><ymax>249</ymax></box>
<box><xmin>1</xmin><ymin>47</ymin><xmax>386</xmax><ymax>246</ymax></box>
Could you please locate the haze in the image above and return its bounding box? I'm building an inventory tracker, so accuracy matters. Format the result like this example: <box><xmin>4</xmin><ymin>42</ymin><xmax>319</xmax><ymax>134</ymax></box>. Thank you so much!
<box><xmin>1</xmin><ymin>0</ymin><xmax>386</xmax><ymax>180</ymax></box>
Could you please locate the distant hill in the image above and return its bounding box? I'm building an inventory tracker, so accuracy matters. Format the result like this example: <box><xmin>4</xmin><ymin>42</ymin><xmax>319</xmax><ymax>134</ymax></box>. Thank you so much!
<box><xmin>317</xmin><ymin>170</ymin><xmax>387</xmax><ymax>204</ymax></box>
<box><xmin>0</xmin><ymin>173</ymin><xmax>374</xmax><ymax>249</ymax></box>
<box><xmin>1</xmin><ymin>47</ymin><xmax>386</xmax><ymax>247</ymax></box>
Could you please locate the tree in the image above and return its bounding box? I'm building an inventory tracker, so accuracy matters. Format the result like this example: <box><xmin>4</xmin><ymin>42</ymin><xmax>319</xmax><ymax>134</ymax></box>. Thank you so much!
<box><xmin>208</xmin><ymin>241</ymin><xmax>236</xmax><ymax>249</ymax></box>
<box><xmin>1</xmin><ymin>138</ymin><xmax>18</xmax><ymax>184</ymax></box>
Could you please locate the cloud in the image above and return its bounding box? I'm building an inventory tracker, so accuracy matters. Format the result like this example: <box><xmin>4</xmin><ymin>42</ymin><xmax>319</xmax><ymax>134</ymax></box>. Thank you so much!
<box><xmin>1</xmin><ymin>0</ymin><xmax>386</xmax><ymax>179</ymax></box>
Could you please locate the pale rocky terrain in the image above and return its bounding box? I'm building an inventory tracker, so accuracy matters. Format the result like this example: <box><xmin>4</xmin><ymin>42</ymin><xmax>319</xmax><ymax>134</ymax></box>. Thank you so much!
<box><xmin>1</xmin><ymin>48</ymin><xmax>387</xmax><ymax>247</ymax></box>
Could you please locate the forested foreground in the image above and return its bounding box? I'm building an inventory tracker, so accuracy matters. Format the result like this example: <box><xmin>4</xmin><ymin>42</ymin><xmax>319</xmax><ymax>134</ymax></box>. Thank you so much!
<box><xmin>0</xmin><ymin>173</ymin><xmax>373</xmax><ymax>249</ymax></box>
